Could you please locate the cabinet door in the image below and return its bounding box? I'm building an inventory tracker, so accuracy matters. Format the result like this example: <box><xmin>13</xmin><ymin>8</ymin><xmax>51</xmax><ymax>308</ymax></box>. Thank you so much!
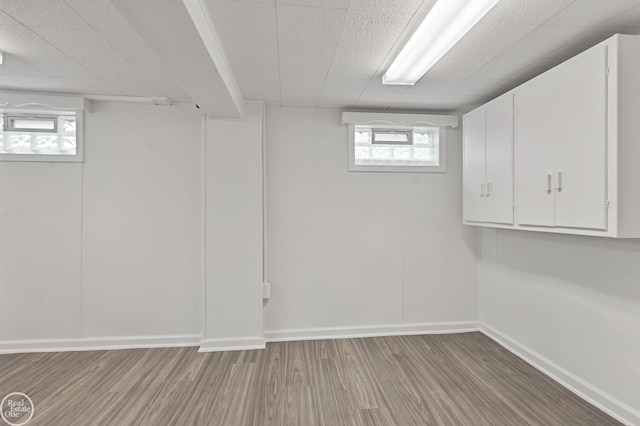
<box><xmin>514</xmin><ymin>71</ymin><xmax>558</xmax><ymax>227</ymax></box>
<box><xmin>485</xmin><ymin>94</ymin><xmax>514</xmax><ymax>224</ymax></box>
<box><xmin>463</xmin><ymin>108</ymin><xmax>486</xmax><ymax>222</ymax></box>
<box><xmin>554</xmin><ymin>46</ymin><xmax>608</xmax><ymax>230</ymax></box>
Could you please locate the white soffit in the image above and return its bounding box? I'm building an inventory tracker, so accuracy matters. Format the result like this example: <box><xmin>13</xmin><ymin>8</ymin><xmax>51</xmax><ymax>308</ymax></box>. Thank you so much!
<box><xmin>342</xmin><ymin>111</ymin><xmax>459</xmax><ymax>129</ymax></box>
<box><xmin>0</xmin><ymin>90</ymin><xmax>91</xmax><ymax>112</ymax></box>
<box><xmin>110</xmin><ymin>0</ymin><xmax>245</xmax><ymax>118</ymax></box>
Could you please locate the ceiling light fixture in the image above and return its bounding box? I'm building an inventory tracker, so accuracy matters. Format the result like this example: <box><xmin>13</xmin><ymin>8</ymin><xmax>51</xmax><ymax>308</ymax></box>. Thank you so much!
<box><xmin>0</xmin><ymin>50</ymin><xmax>3</xmax><ymax>65</ymax></box>
<box><xmin>383</xmin><ymin>0</ymin><xmax>500</xmax><ymax>85</ymax></box>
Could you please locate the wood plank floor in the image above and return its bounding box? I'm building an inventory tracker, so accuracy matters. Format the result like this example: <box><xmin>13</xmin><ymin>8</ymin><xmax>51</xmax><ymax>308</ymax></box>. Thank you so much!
<box><xmin>0</xmin><ymin>332</ymin><xmax>620</xmax><ymax>425</ymax></box>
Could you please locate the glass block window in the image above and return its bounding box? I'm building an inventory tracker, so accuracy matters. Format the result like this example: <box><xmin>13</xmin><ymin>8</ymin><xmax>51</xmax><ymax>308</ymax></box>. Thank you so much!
<box><xmin>351</xmin><ymin>125</ymin><xmax>442</xmax><ymax>172</ymax></box>
<box><xmin>0</xmin><ymin>112</ymin><xmax>80</xmax><ymax>160</ymax></box>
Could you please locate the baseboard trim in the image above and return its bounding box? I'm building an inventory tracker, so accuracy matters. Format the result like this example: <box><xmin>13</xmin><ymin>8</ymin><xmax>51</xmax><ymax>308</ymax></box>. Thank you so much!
<box><xmin>480</xmin><ymin>323</ymin><xmax>640</xmax><ymax>426</ymax></box>
<box><xmin>198</xmin><ymin>336</ymin><xmax>266</xmax><ymax>352</ymax></box>
<box><xmin>264</xmin><ymin>321</ymin><xmax>480</xmax><ymax>343</ymax></box>
<box><xmin>0</xmin><ymin>335</ymin><xmax>201</xmax><ymax>355</ymax></box>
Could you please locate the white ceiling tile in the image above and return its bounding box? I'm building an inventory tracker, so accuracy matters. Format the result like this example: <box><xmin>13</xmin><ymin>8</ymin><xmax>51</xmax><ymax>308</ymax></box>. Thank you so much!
<box><xmin>545</xmin><ymin>0</ymin><xmax>640</xmax><ymax>27</ymax></box>
<box><xmin>278</xmin><ymin>42</ymin><xmax>335</xmax><ymax>70</ymax></box>
<box><xmin>232</xmin><ymin>66</ymin><xmax>281</xmax><ymax>102</ymax></box>
<box><xmin>349</xmin><ymin>0</ymin><xmax>423</xmax><ymax>12</ymax></box>
<box><xmin>602</xmin><ymin>4</ymin><xmax>640</xmax><ymax>32</ymax></box>
<box><xmin>208</xmin><ymin>1</ymin><xmax>277</xmax><ymax>41</ymax></box>
<box><xmin>222</xmin><ymin>39</ymin><xmax>279</xmax><ymax>68</ymax></box>
<box><xmin>445</xmin><ymin>78</ymin><xmax>509</xmax><ymax>96</ymax></box>
<box><xmin>281</xmin><ymin>86</ymin><xmax>322</xmax><ymax>107</ymax></box>
<box><xmin>444</xmin><ymin>20</ymin><xmax>538</xmax><ymax>58</ymax></box>
<box><xmin>390</xmin><ymin>93</ymin><xmax>476</xmax><ymax>111</ymax></box>
<box><xmin>277</xmin><ymin>0</ymin><xmax>349</xmax><ymax>8</ymax></box>
<box><xmin>63</xmin><ymin>0</ymin><xmax>137</xmax><ymax>33</ymax></box>
<box><xmin>0</xmin><ymin>54</ymin><xmax>49</xmax><ymax>77</ymax></box>
<box><xmin>499</xmin><ymin>24</ymin><xmax>596</xmax><ymax>57</ymax></box>
<box><xmin>323</xmin><ymin>72</ymin><xmax>372</xmax><ymax>91</ymax></box>
<box><xmin>423</xmin><ymin>55</ymin><xmax>494</xmax><ymax>81</ymax></box>
<box><xmin>356</xmin><ymin>90</ymin><xmax>404</xmax><ymax>109</ymax></box>
<box><xmin>277</xmin><ymin>4</ymin><xmax>346</xmax><ymax>44</ymax></box>
<box><xmin>330</xmin><ymin>9</ymin><xmax>414</xmax><ymax>73</ymax></box>
<box><xmin>470</xmin><ymin>56</ymin><xmax>540</xmax><ymax>80</ymax></box>
<box><xmin>318</xmin><ymin>89</ymin><xmax>362</xmax><ymax>108</ymax></box>
<box><xmin>0</xmin><ymin>0</ymin><xmax>92</xmax><ymax>30</ymax></box>
<box><xmin>280</xmin><ymin>68</ymin><xmax>327</xmax><ymax>89</ymax></box>
<box><xmin>483</xmin><ymin>0</ymin><xmax>575</xmax><ymax>25</ymax></box>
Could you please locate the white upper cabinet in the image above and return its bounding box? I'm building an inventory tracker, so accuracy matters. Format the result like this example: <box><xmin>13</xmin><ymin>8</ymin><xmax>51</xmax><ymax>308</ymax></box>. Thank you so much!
<box><xmin>463</xmin><ymin>107</ymin><xmax>487</xmax><ymax>223</ymax></box>
<box><xmin>485</xmin><ymin>95</ymin><xmax>514</xmax><ymax>225</ymax></box>
<box><xmin>463</xmin><ymin>93</ymin><xmax>514</xmax><ymax>225</ymax></box>
<box><xmin>463</xmin><ymin>34</ymin><xmax>640</xmax><ymax>238</ymax></box>
<box><xmin>515</xmin><ymin>45</ymin><xmax>607</xmax><ymax>231</ymax></box>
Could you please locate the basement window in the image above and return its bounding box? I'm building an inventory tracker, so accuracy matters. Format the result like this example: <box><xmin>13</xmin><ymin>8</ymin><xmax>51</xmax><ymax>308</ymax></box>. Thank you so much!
<box><xmin>343</xmin><ymin>111</ymin><xmax>458</xmax><ymax>173</ymax></box>
<box><xmin>0</xmin><ymin>112</ymin><xmax>82</xmax><ymax>161</ymax></box>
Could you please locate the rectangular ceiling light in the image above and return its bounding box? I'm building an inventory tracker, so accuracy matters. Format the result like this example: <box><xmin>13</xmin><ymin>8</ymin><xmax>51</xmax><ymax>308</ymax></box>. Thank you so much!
<box><xmin>383</xmin><ymin>0</ymin><xmax>500</xmax><ymax>85</ymax></box>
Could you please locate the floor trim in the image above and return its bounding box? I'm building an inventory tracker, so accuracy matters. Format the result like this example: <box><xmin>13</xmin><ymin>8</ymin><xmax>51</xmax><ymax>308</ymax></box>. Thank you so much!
<box><xmin>0</xmin><ymin>335</ymin><xmax>201</xmax><ymax>355</ymax></box>
<box><xmin>480</xmin><ymin>323</ymin><xmax>639</xmax><ymax>426</ymax></box>
<box><xmin>264</xmin><ymin>321</ymin><xmax>480</xmax><ymax>342</ymax></box>
<box><xmin>198</xmin><ymin>336</ymin><xmax>266</xmax><ymax>352</ymax></box>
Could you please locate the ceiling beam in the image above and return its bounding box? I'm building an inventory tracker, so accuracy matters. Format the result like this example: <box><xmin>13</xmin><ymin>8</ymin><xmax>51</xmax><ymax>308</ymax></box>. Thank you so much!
<box><xmin>110</xmin><ymin>0</ymin><xmax>245</xmax><ymax>118</ymax></box>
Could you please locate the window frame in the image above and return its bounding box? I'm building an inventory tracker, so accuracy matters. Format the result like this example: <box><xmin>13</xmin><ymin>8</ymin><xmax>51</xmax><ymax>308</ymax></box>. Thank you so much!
<box><xmin>0</xmin><ymin>92</ymin><xmax>88</xmax><ymax>163</ymax></box>
<box><xmin>343</xmin><ymin>112</ymin><xmax>458</xmax><ymax>174</ymax></box>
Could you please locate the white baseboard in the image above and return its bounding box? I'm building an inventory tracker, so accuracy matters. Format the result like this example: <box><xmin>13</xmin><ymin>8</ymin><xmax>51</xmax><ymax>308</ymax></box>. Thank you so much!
<box><xmin>198</xmin><ymin>336</ymin><xmax>266</xmax><ymax>352</ymax></box>
<box><xmin>264</xmin><ymin>321</ymin><xmax>480</xmax><ymax>343</ymax></box>
<box><xmin>0</xmin><ymin>335</ymin><xmax>201</xmax><ymax>355</ymax></box>
<box><xmin>480</xmin><ymin>323</ymin><xmax>640</xmax><ymax>426</ymax></box>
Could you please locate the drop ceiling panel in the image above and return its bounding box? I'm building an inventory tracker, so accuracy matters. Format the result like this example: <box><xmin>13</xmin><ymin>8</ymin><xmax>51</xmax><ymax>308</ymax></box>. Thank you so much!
<box><xmin>499</xmin><ymin>24</ymin><xmax>596</xmax><ymax>57</ymax></box>
<box><xmin>0</xmin><ymin>0</ymin><xmax>190</xmax><ymax>102</ymax></box>
<box><xmin>323</xmin><ymin>72</ymin><xmax>372</xmax><ymax>92</ymax></box>
<box><xmin>280</xmin><ymin>68</ymin><xmax>327</xmax><ymax>89</ymax></box>
<box><xmin>208</xmin><ymin>0</ymin><xmax>277</xmax><ymax>41</ymax></box>
<box><xmin>280</xmin><ymin>86</ymin><xmax>322</xmax><ymax>107</ymax></box>
<box><xmin>545</xmin><ymin>0</ymin><xmax>640</xmax><ymax>27</ymax></box>
<box><xmin>4</xmin><ymin>0</ymin><xmax>640</xmax><ymax>112</ymax></box>
<box><xmin>277</xmin><ymin>4</ymin><xmax>346</xmax><ymax>44</ymax></box>
<box><xmin>349</xmin><ymin>0</ymin><xmax>424</xmax><ymax>12</ymax></box>
<box><xmin>470</xmin><ymin>55</ymin><xmax>541</xmax><ymax>80</ymax></box>
<box><xmin>277</xmin><ymin>0</ymin><xmax>349</xmax><ymax>8</ymax></box>
<box><xmin>279</xmin><ymin>42</ymin><xmax>335</xmax><ymax>70</ymax></box>
<box><xmin>483</xmin><ymin>0</ymin><xmax>575</xmax><ymax>24</ymax></box>
<box><xmin>232</xmin><ymin>66</ymin><xmax>280</xmax><ymax>102</ymax></box>
<box><xmin>222</xmin><ymin>39</ymin><xmax>279</xmax><ymax>69</ymax></box>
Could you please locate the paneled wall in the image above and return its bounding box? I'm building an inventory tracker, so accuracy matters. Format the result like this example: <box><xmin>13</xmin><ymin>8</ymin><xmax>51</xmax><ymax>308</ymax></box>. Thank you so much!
<box><xmin>478</xmin><ymin>228</ymin><xmax>640</xmax><ymax>422</ymax></box>
<box><xmin>0</xmin><ymin>102</ymin><xmax>204</xmax><ymax>350</ymax></box>
<box><xmin>264</xmin><ymin>106</ymin><xmax>478</xmax><ymax>338</ymax></box>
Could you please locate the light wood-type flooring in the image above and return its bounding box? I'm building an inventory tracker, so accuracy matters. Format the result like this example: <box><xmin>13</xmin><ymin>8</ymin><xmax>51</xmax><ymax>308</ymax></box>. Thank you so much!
<box><xmin>0</xmin><ymin>332</ymin><xmax>621</xmax><ymax>425</ymax></box>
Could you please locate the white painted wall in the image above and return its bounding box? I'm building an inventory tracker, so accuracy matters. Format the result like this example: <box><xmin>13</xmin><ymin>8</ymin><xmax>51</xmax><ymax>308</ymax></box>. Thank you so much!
<box><xmin>264</xmin><ymin>107</ymin><xmax>478</xmax><ymax>336</ymax></box>
<box><xmin>82</xmin><ymin>102</ymin><xmax>203</xmax><ymax>340</ymax></box>
<box><xmin>203</xmin><ymin>101</ymin><xmax>264</xmax><ymax>350</ymax></box>
<box><xmin>478</xmin><ymin>228</ymin><xmax>640</xmax><ymax>422</ymax></box>
<box><xmin>0</xmin><ymin>163</ymin><xmax>82</xmax><ymax>341</ymax></box>
<box><xmin>0</xmin><ymin>102</ymin><xmax>204</xmax><ymax>350</ymax></box>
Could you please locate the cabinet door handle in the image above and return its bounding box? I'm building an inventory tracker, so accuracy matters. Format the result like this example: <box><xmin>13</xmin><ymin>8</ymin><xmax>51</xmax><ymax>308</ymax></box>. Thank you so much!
<box><xmin>486</xmin><ymin>181</ymin><xmax>492</xmax><ymax>197</ymax></box>
<box><xmin>480</xmin><ymin>182</ymin><xmax>486</xmax><ymax>197</ymax></box>
<box><xmin>556</xmin><ymin>171</ymin><xmax>563</xmax><ymax>192</ymax></box>
<box><xmin>546</xmin><ymin>173</ymin><xmax>552</xmax><ymax>193</ymax></box>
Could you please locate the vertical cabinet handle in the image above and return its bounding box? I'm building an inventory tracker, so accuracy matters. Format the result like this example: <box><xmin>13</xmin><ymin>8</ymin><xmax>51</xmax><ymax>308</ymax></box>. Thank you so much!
<box><xmin>480</xmin><ymin>182</ymin><xmax>486</xmax><ymax>197</ymax></box>
<box><xmin>486</xmin><ymin>181</ymin><xmax>492</xmax><ymax>197</ymax></box>
<box><xmin>546</xmin><ymin>173</ymin><xmax>552</xmax><ymax>193</ymax></box>
<box><xmin>556</xmin><ymin>171</ymin><xmax>563</xmax><ymax>192</ymax></box>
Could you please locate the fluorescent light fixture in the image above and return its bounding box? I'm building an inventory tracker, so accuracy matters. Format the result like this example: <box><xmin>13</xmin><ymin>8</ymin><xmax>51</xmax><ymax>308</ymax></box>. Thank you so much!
<box><xmin>0</xmin><ymin>50</ymin><xmax>3</xmax><ymax>65</ymax></box>
<box><xmin>383</xmin><ymin>0</ymin><xmax>500</xmax><ymax>85</ymax></box>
